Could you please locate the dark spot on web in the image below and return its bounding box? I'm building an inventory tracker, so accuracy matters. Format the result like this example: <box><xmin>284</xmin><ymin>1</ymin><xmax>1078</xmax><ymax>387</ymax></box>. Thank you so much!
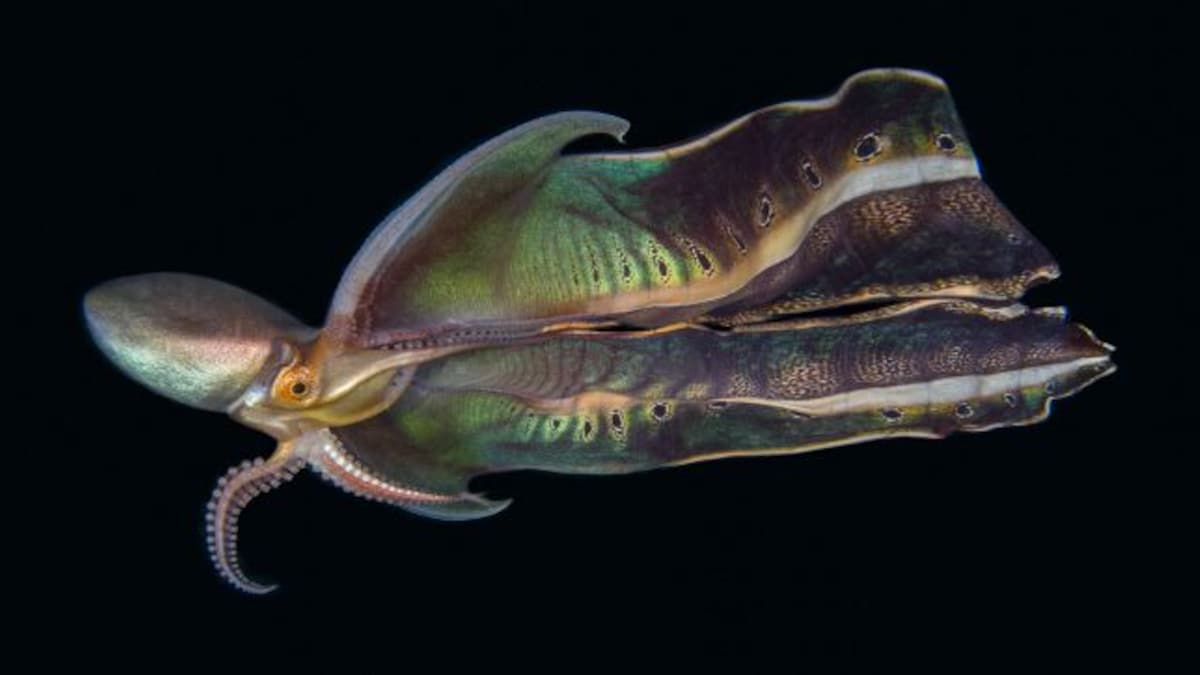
<box><xmin>651</xmin><ymin>402</ymin><xmax>668</xmax><ymax>420</ymax></box>
<box><xmin>955</xmin><ymin>402</ymin><xmax>974</xmax><ymax>418</ymax></box>
<box><xmin>802</xmin><ymin>161</ymin><xmax>822</xmax><ymax>189</ymax></box>
<box><xmin>1003</xmin><ymin>393</ymin><xmax>1018</xmax><ymax>407</ymax></box>
<box><xmin>882</xmin><ymin>408</ymin><xmax>903</xmax><ymax>422</ymax></box>
<box><xmin>936</xmin><ymin>133</ymin><xmax>957</xmax><ymax>152</ymax></box>
<box><xmin>854</xmin><ymin>132</ymin><xmax>882</xmax><ymax>161</ymax></box>
<box><xmin>757</xmin><ymin>192</ymin><xmax>775</xmax><ymax>228</ymax></box>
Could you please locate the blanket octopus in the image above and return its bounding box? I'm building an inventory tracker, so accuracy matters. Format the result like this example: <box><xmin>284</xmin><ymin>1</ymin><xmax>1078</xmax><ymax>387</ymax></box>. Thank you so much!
<box><xmin>83</xmin><ymin>69</ymin><xmax>1115</xmax><ymax>593</ymax></box>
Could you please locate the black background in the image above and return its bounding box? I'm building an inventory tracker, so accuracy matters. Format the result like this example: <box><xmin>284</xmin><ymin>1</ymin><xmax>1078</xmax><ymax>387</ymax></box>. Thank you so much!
<box><xmin>31</xmin><ymin>5</ymin><xmax>1184</xmax><ymax>671</ymax></box>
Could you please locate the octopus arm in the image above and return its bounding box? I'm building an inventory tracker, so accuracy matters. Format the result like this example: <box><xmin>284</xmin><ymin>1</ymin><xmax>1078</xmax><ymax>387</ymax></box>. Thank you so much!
<box><xmin>322</xmin><ymin>69</ymin><xmax>1058</xmax><ymax>352</ymax></box>
<box><xmin>205</xmin><ymin>448</ymin><xmax>305</xmax><ymax>594</ymax></box>
<box><xmin>205</xmin><ymin>430</ymin><xmax>507</xmax><ymax>594</ymax></box>
<box><xmin>344</xmin><ymin>300</ymin><xmax>1114</xmax><ymax>480</ymax></box>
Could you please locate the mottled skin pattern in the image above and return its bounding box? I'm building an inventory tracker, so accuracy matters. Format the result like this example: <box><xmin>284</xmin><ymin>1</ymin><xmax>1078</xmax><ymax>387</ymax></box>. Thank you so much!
<box><xmin>81</xmin><ymin>69</ymin><xmax>1116</xmax><ymax>593</ymax></box>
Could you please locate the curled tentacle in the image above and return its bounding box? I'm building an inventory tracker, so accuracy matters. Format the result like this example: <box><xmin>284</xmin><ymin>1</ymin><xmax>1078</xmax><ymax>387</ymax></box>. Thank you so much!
<box><xmin>306</xmin><ymin>428</ymin><xmax>463</xmax><ymax>507</ymax></box>
<box><xmin>205</xmin><ymin>446</ymin><xmax>305</xmax><ymax>594</ymax></box>
<box><xmin>306</xmin><ymin>428</ymin><xmax>510</xmax><ymax>519</ymax></box>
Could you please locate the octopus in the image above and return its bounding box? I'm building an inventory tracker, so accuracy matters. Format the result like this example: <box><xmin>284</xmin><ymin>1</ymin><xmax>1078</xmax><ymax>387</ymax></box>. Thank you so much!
<box><xmin>83</xmin><ymin>69</ymin><xmax>1115</xmax><ymax>593</ymax></box>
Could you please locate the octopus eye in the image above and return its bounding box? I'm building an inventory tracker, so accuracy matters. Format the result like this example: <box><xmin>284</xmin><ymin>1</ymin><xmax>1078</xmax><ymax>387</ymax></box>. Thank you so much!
<box><xmin>274</xmin><ymin>363</ymin><xmax>315</xmax><ymax>404</ymax></box>
<box><xmin>283</xmin><ymin>374</ymin><xmax>314</xmax><ymax>401</ymax></box>
<box><xmin>854</xmin><ymin>132</ymin><xmax>882</xmax><ymax>161</ymax></box>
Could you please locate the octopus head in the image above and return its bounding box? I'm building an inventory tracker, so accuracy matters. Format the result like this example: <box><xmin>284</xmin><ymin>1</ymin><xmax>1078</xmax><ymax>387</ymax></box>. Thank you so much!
<box><xmin>83</xmin><ymin>273</ymin><xmax>317</xmax><ymax>423</ymax></box>
<box><xmin>84</xmin><ymin>272</ymin><xmax>412</xmax><ymax>440</ymax></box>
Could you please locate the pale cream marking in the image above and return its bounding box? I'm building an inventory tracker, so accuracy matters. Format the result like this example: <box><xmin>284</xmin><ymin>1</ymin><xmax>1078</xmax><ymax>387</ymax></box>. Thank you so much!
<box><xmin>317</xmin><ymin>346</ymin><xmax>451</xmax><ymax>401</ymax></box>
<box><xmin>1033</xmin><ymin>306</ymin><xmax>1068</xmax><ymax>318</ymax></box>
<box><xmin>525</xmin><ymin>390</ymin><xmax>641</xmax><ymax>414</ymax></box>
<box><xmin>725</xmin><ymin>298</ymin><xmax>1025</xmax><ymax>335</ymax></box>
<box><xmin>716</xmin><ymin>356</ymin><xmax>1112</xmax><ymax>418</ymax></box>
<box><xmin>1072</xmin><ymin>322</ymin><xmax>1117</xmax><ymax>353</ymax></box>
<box><xmin>559</xmin><ymin>321</ymin><xmax>707</xmax><ymax>340</ymax></box>
<box><xmin>712</xmin><ymin>266</ymin><xmax>1062</xmax><ymax>327</ymax></box>
<box><xmin>537</xmin><ymin>320</ymin><xmax>623</xmax><ymax>334</ymax></box>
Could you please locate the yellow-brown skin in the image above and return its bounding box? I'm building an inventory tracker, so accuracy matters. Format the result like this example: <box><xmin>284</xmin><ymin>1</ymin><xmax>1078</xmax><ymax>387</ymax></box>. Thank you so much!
<box><xmin>242</xmin><ymin>331</ymin><xmax>475</xmax><ymax>439</ymax></box>
<box><xmin>239</xmin><ymin>360</ymin><xmax>409</xmax><ymax>440</ymax></box>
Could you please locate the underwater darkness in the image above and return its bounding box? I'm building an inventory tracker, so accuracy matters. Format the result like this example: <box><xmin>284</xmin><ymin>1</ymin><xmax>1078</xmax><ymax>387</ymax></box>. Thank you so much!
<box><xmin>35</xmin><ymin>5</ymin><xmax>1183</xmax><ymax>671</ymax></box>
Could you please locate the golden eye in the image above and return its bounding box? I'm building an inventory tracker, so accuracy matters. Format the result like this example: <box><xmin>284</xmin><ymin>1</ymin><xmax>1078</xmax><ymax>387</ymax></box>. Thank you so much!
<box><xmin>274</xmin><ymin>364</ymin><xmax>315</xmax><ymax>404</ymax></box>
